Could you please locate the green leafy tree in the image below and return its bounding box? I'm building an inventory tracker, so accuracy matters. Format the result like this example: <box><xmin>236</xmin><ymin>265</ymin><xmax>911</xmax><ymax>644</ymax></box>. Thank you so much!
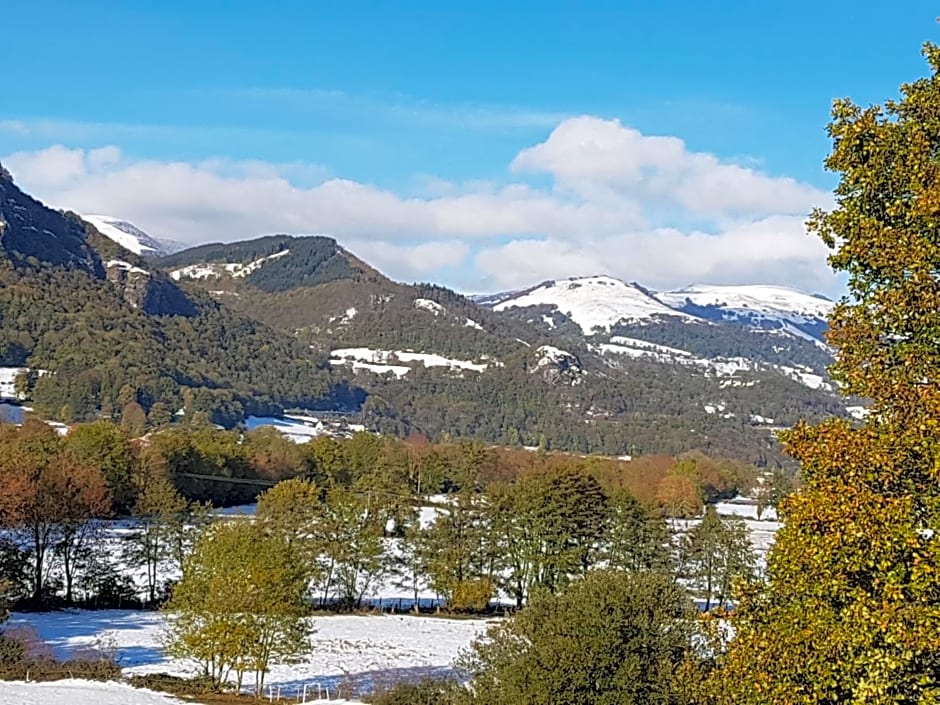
<box><xmin>125</xmin><ymin>474</ymin><xmax>188</xmax><ymax>604</ymax></box>
<box><xmin>312</xmin><ymin>485</ymin><xmax>387</xmax><ymax>608</ymax></box>
<box><xmin>65</xmin><ymin>420</ymin><xmax>136</xmax><ymax>513</ymax></box>
<box><xmin>417</xmin><ymin>489</ymin><xmax>493</xmax><ymax>611</ymax></box>
<box><xmin>459</xmin><ymin>570</ymin><xmax>698</xmax><ymax>705</ymax></box>
<box><xmin>255</xmin><ymin>477</ymin><xmax>323</xmax><ymax>568</ymax></box>
<box><xmin>165</xmin><ymin>519</ymin><xmax>312</xmax><ymax>694</ymax></box>
<box><xmin>488</xmin><ymin>466</ymin><xmax>608</xmax><ymax>606</ymax></box>
<box><xmin>702</xmin><ymin>40</ymin><xmax>940</xmax><ymax>704</ymax></box>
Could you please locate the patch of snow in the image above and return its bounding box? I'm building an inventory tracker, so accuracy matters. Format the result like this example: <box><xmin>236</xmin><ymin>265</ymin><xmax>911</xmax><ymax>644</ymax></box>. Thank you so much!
<box><xmin>169</xmin><ymin>264</ymin><xmax>219</xmax><ymax>281</ymax></box>
<box><xmin>608</xmin><ymin>336</ymin><xmax>695</xmax><ymax>357</ymax></box>
<box><xmin>330</xmin><ymin>348</ymin><xmax>489</xmax><ymax>373</ymax></box>
<box><xmin>171</xmin><ymin>250</ymin><xmax>289</xmax><ymax>281</ymax></box>
<box><xmin>846</xmin><ymin>405</ymin><xmax>871</xmax><ymax>420</ymax></box>
<box><xmin>414</xmin><ymin>298</ymin><xmax>446</xmax><ymax>315</ymax></box>
<box><xmin>465</xmin><ymin>317</ymin><xmax>484</xmax><ymax>330</ymax></box>
<box><xmin>105</xmin><ymin>259</ymin><xmax>150</xmax><ymax>275</ymax></box>
<box><xmin>228</xmin><ymin>249</ymin><xmax>290</xmax><ymax>278</ymax></box>
<box><xmin>750</xmin><ymin>414</ymin><xmax>775</xmax><ymax>425</ymax></box>
<box><xmin>494</xmin><ymin>276</ymin><xmax>696</xmax><ymax>334</ymax></box>
<box><xmin>0</xmin><ymin>679</ymin><xmax>188</xmax><ymax>705</ymax></box>
<box><xmin>82</xmin><ymin>215</ymin><xmax>176</xmax><ymax>257</ymax></box>
<box><xmin>245</xmin><ymin>415</ymin><xmax>327</xmax><ymax>443</ymax></box>
<box><xmin>536</xmin><ymin>345</ymin><xmax>573</xmax><ymax>362</ymax></box>
<box><xmin>0</xmin><ymin>367</ymin><xmax>25</xmax><ymax>400</ymax></box>
<box><xmin>329</xmin><ymin>359</ymin><xmax>412</xmax><ymax>377</ymax></box>
<box><xmin>778</xmin><ymin>365</ymin><xmax>831</xmax><ymax>391</ymax></box>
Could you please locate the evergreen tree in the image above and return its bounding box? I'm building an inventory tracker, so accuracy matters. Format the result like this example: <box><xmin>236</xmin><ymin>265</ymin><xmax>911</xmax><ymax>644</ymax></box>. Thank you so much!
<box><xmin>685</xmin><ymin>505</ymin><xmax>755</xmax><ymax>611</ymax></box>
<box><xmin>460</xmin><ymin>570</ymin><xmax>698</xmax><ymax>705</ymax></box>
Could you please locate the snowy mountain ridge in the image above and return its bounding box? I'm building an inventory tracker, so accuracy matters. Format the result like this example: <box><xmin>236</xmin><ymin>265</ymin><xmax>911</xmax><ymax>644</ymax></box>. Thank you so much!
<box><xmin>486</xmin><ymin>276</ymin><xmax>835</xmax><ymax>344</ymax></box>
<box><xmin>656</xmin><ymin>283</ymin><xmax>834</xmax><ymax>343</ymax></box>
<box><xmin>81</xmin><ymin>214</ymin><xmax>186</xmax><ymax>257</ymax></box>
<box><xmin>492</xmin><ymin>276</ymin><xmax>698</xmax><ymax>334</ymax></box>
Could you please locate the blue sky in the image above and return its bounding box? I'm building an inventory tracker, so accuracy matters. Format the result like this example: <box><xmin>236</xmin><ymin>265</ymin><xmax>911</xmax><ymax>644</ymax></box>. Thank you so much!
<box><xmin>2</xmin><ymin>1</ymin><xmax>938</xmax><ymax>294</ymax></box>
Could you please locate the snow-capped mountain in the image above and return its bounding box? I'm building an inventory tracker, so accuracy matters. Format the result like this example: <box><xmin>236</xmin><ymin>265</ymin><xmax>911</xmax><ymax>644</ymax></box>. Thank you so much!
<box><xmin>81</xmin><ymin>214</ymin><xmax>185</xmax><ymax>257</ymax></box>
<box><xmin>483</xmin><ymin>275</ymin><xmax>837</xmax><ymax>392</ymax></box>
<box><xmin>492</xmin><ymin>276</ymin><xmax>697</xmax><ymax>334</ymax></box>
<box><xmin>656</xmin><ymin>284</ymin><xmax>834</xmax><ymax>344</ymax></box>
<box><xmin>486</xmin><ymin>276</ymin><xmax>834</xmax><ymax>345</ymax></box>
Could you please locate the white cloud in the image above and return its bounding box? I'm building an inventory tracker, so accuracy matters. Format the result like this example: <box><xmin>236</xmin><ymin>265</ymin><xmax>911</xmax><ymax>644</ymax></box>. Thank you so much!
<box><xmin>474</xmin><ymin>215</ymin><xmax>834</xmax><ymax>294</ymax></box>
<box><xmin>1</xmin><ymin>116</ymin><xmax>840</xmax><ymax>295</ymax></box>
<box><xmin>345</xmin><ymin>239</ymin><xmax>470</xmax><ymax>281</ymax></box>
<box><xmin>511</xmin><ymin>116</ymin><xmax>829</xmax><ymax>217</ymax></box>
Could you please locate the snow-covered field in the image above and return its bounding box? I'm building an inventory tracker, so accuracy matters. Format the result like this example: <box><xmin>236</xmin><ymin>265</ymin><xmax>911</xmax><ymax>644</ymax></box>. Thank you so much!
<box><xmin>0</xmin><ymin>679</ymin><xmax>189</xmax><ymax>705</ymax></box>
<box><xmin>8</xmin><ymin>610</ymin><xmax>491</xmax><ymax>699</ymax></box>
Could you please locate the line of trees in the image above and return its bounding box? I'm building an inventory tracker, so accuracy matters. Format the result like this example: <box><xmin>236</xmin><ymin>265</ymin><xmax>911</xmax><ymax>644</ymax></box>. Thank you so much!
<box><xmin>163</xmin><ymin>471</ymin><xmax>758</xmax><ymax>697</ymax></box>
<box><xmin>0</xmin><ymin>415</ymin><xmax>771</xmax><ymax>612</ymax></box>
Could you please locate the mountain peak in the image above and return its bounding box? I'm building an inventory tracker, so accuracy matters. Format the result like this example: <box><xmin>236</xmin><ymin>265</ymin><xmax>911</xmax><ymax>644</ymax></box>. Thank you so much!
<box><xmin>81</xmin><ymin>214</ymin><xmax>184</xmax><ymax>257</ymax></box>
<box><xmin>492</xmin><ymin>275</ymin><xmax>695</xmax><ymax>334</ymax></box>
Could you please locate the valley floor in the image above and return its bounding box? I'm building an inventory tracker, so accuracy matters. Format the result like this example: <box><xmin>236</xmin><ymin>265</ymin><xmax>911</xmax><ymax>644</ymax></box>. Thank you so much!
<box><xmin>8</xmin><ymin>609</ymin><xmax>491</xmax><ymax>700</ymax></box>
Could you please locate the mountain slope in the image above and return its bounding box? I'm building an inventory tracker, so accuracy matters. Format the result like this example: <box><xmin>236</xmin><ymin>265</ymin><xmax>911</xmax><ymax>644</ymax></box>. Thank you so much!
<box><xmin>81</xmin><ymin>214</ymin><xmax>185</xmax><ymax>257</ymax></box>
<box><xmin>655</xmin><ymin>284</ymin><xmax>834</xmax><ymax>344</ymax></box>
<box><xmin>158</xmin><ymin>237</ymin><xmax>540</xmax><ymax>361</ymax></box>
<box><xmin>0</xmin><ymin>165</ymin><xmax>354</xmax><ymax>425</ymax></box>
<box><xmin>158</xmin><ymin>238</ymin><xmax>851</xmax><ymax>464</ymax></box>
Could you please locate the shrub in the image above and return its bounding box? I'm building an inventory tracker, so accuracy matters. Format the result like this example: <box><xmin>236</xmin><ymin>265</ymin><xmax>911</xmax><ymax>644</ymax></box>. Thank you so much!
<box><xmin>449</xmin><ymin>579</ymin><xmax>492</xmax><ymax>613</ymax></box>
<box><xmin>127</xmin><ymin>672</ymin><xmax>217</xmax><ymax>696</ymax></box>
<box><xmin>367</xmin><ymin>678</ymin><xmax>464</xmax><ymax>705</ymax></box>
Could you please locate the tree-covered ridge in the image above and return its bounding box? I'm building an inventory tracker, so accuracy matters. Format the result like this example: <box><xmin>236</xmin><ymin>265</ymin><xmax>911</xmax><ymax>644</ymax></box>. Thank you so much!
<box><xmin>158</xmin><ymin>235</ymin><xmax>542</xmax><ymax>359</ymax></box>
<box><xmin>157</xmin><ymin>234</ymin><xmax>360</xmax><ymax>292</ymax></box>
<box><xmin>356</xmin><ymin>354</ymin><xmax>847</xmax><ymax>465</ymax></box>
<box><xmin>0</xmin><ymin>171</ymin><xmax>356</xmax><ymax>427</ymax></box>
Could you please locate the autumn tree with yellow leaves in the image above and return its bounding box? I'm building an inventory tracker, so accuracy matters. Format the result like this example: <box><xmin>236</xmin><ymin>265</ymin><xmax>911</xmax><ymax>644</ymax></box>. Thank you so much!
<box><xmin>700</xmin><ymin>41</ymin><xmax>940</xmax><ymax>704</ymax></box>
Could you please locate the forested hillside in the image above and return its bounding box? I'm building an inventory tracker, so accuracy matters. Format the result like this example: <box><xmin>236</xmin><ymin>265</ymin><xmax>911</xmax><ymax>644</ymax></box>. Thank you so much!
<box><xmin>0</xmin><ymin>166</ymin><xmax>358</xmax><ymax>426</ymax></box>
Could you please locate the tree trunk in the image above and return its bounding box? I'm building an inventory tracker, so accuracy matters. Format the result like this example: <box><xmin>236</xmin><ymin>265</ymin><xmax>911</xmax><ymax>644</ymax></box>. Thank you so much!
<box><xmin>32</xmin><ymin>527</ymin><xmax>45</xmax><ymax>604</ymax></box>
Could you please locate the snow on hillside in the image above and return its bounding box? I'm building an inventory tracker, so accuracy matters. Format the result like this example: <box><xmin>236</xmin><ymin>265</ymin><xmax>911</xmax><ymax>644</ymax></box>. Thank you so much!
<box><xmin>414</xmin><ymin>298</ymin><xmax>446</xmax><ymax>315</ymax></box>
<box><xmin>105</xmin><ymin>259</ymin><xmax>150</xmax><ymax>275</ymax></box>
<box><xmin>169</xmin><ymin>250</ymin><xmax>289</xmax><ymax>281</ymax></box>
<box><xmin>330</xmin><ymin>348</ymin><xmax>490</xmax><ymax>374</ymax></box>
<box><xmin>657</xmin><ymin>284</ymin><xmax>833</xmax><ymax>336</ymax></box>
<box><xmin>0</xmin><ymin>680</ymin><xmax>188</xmax><ymax>705</ymax></box>
<box><xmin>846</xmin><ymin>405</ymin><xmax>871</xmax><ymax>420</ymax></box>
<box><xmin>598</xmin><ymin>339</ymin><xmax>755</xmax><ymax>378</ymax></box>
<box><xmin>82</xmin><ymin>215</ymin><xmax>181</xmax><ymax>257</ymax></box>
<box><xmin>493</xmin><ymin>276</ymin><xmax>696</xmax><ymax>334</ymax></box>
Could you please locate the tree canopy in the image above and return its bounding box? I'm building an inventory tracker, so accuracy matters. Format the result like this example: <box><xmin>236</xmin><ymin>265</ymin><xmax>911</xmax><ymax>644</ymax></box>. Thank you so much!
<box><xmin>702</xmin><ymin>41</ymin><xmax>940</xmax><ymax>704</ymax></box>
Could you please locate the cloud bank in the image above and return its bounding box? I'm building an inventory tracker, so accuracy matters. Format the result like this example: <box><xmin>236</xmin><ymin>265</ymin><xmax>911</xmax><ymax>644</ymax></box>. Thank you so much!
<box><xmin>2</xmin><ymin>116</ymin><xmax>837</xmax><ymax>295</ymax></box>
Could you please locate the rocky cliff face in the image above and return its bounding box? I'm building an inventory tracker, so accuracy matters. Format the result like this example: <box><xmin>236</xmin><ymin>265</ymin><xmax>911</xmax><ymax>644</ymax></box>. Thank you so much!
<box><xmin>104</xmin><ymin>260</ymin><xmax>197</xmax><ymax>316</ymax></box>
